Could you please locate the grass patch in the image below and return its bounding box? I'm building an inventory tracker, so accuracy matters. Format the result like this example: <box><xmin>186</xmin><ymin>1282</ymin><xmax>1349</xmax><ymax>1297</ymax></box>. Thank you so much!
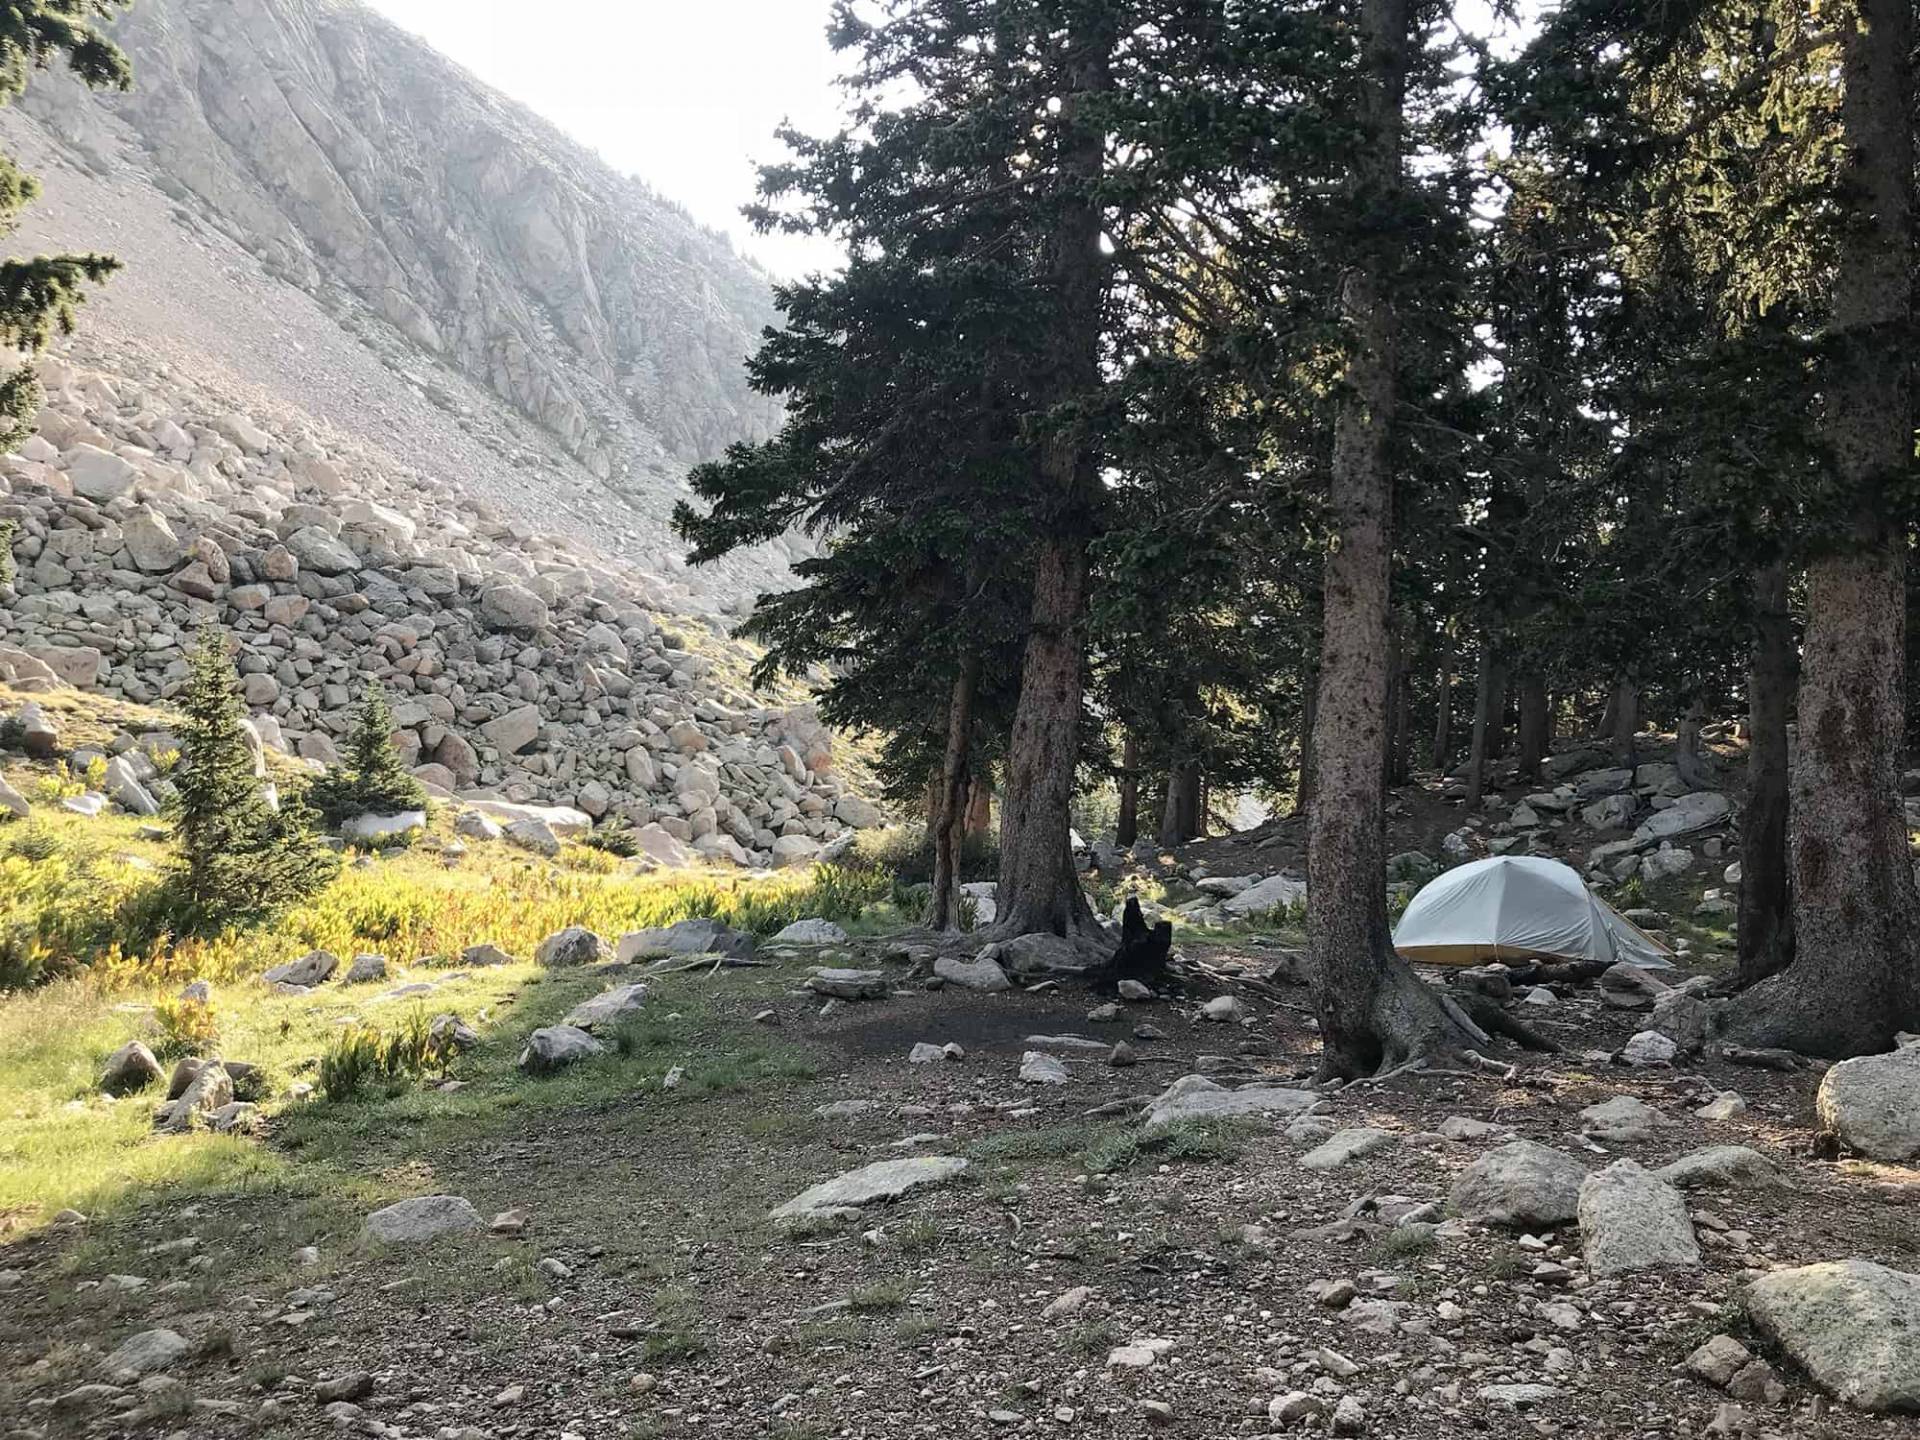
<box><xmin>967</xmin><ymin>1121</ymin><xmax>1108</xmax><ymax>1166</ymax></box>
<box><xmin>1083</xmin><ymin>1117</ymin><xmax>1257</xmax><ymax>1175</ymax></box>
<box><xmin>1372</xmin><ymin>1224</ymin><xmax>1439</xmax><ymax>1260</ymax></box>
<box><xmin>849</xmin><ymin>1275</ymin><xmax>913</xmax><ymax>1312</ymax></box>
<box><xmin>1064</xmin><ymin>1319</ymin><xmax>1119</xmax><ymax>1356</ymax></box>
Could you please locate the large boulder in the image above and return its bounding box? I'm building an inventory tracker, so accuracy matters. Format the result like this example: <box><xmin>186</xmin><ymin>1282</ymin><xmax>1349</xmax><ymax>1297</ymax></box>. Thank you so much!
<box><xmin>1816</xmin><ymin>1047</ymin><xmax>1920</xmax><ymax>1160</ymax></box>
<box><xmin>154</xmin><ymin>1061</ymin><xmax>232</xmax><ymax>1132</ymax></box>
<box><xmin>63</xmin><ymin>443</ymin><xmax>139</xmax><ymax>501</ymax></box>
<box><xmin>122</xmin><ymin>508</ymin><xmax>185</xmax><ymax>573</ymax></box>
<box><xmin>1745</xmin><ymin>1260</ymin><xmax>1920</xmax><ymax>1412</ymax></box>
<box><xmin>479</xmin><ymin>582</ymin><xmax>550</xmax><ymax>633</ymax></box>
<box><xmin>1451</xmin><ymin>1140</ymin><xmax>1587</xmax><ymax>1228</ymax></box>
<box><xmin>363</xmin><ymin>1195</ymin><xmax>482</xmax><ymax>1245</ymax></box>
<box><xmin>26</xmin><ymin>644</ymin><xmax>104</xmax><ymax>689</ymax></box>
<box><xmin>481</xmin><ymin>704</ymin><xmax>543</xmax><ymax>755</ymax></box>
<box><xmin>100</xmin><ymin>1041</ymin><xmax>164</xmax><ymax>1096</ymax></box>
<box><xmin>102</xmin><ymin>757</ymin><xmax>160</xmax><ymax>817</ymax></box>
<box><xmin>771</xmin><ymin>919</ymin><xmax>848</xmax><ymax>945</ymax></box>
<box><xmin>533</xmin><ymin>926</ymin><xmax>612</xmax><ymax>967</ymax></box>
<box><xmin>284</xmin><ymin>525</ymin><xmax>359</xmax><ymax>576</ymax></box>
<box><xmin>561</xmin><ymin>983</ymin><xmax>649</xmax><ymax>1030</ymax></box>
<box><xmin>618</xmin><ymin>918</ymin><xmax>754</xmax><ymax>962</ymax></box>
<box><xmin>1141</xmin><ymin>1074</ymin><xmax>1322</xmax><ymax>1132</ymax></box>
<box><xmin>834</xmin><ymin>793</ymin><xmax>886</xmax><ymax>829</ymax></box>
<box><xmin>934</xmin><ymin>954</ymin><xmax>1012</xmax><ymax>993</ymax></box>
<box><xmin>1654</xmin><ymin>1145</ymin><xmax>1783</xmax><ymax>1190</ymax></box>
<box><xmin>1577</xmin><ymin>1160</ymin><xmax>1699</xmax><ymax>1277</ymax></box>
<box><xmin>1221</xmin><ymin>873</ymin><xmax>1308</xmax><ymax>919</ymax></box>
<box><xmin>807</xmin><ymin>968</ymin><xmax>887</xmax><ymax>1000</ymax></box>
<box><xmin>101</xmin><ymin>1328</ymin><xmax>188</xmax><ymax>1380</ymax></box>
<box><xmin>518</xmin><ymin>1024</ymin><xmax>605</xmax><ymax>1073</ymax></box>
<box><xmin>1631</xmin><ymin>790</ymin><xmax>1732</xmax><ymax>844</ymax></box>
<box><xmin>263</xmin><ymin>951</ymin><xmax>338</xmax><ymax>989</ymax></box>
<box><xmin>770</xmin><ymin>1156</ymin><xmax>969</xmax><ymax>1219</ymax></box>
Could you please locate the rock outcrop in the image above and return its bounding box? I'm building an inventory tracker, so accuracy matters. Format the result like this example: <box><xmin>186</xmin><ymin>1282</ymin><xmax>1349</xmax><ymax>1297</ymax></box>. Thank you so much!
<box><xmin>0</xmin><ymin>352</ymin><xmax>874</xmax><ymax>863</ymax></box>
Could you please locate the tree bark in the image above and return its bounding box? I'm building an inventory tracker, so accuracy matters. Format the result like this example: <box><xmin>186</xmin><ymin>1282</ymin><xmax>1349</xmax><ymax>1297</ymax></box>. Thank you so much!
<box><xmin>1306</xmin><ymin>0</ymin><xmax>1486</xmax><ymax>1079</ymax></box>
<box><xmin>925</xmin><ymin>655</ymin><xmax>980</xmax><ymax>932</ymax></box>
<box><xmin>964</xmin><ymin>776</ymin><xmax>993</xmax><ymax>835</ymax></box>
<box><xmin>991</xmin><ymin>18</ymin><xmax>1109</xmax><ymax>942</ymax></box>
<box><xmin>1431</xmin><ymin>631</ymin><xmax>1453</xmax><ymax>772</ymax></box>
<box><xmin>1607</xmin><ymin>677</ymin><xmax>1639</xmax><ymax>770</ymax></box>
<box><xmin>1296</xmin><ymin>663</ymin><xmax>1320</xmax><ymax>814</ymax></box>
<box><xmin>1465</xmin><ymin>641</ymin><xmax>1505</xmax><ymax>808</ymax></box>
<box><xmin>1115</xmin><ymin>731</ymin><xmax>1140</xmax><ymax>848</ymax></box>
<box><xmin>996</xmin><ymin>540</ymin><xmax>1098</xmax><ymax>937</ymax></box>
<box><xmin>1160</xmin><ymin>758</ymin><xmax>1202</xmax><ymax>845</ymax></box>
<box><xmin>1516</xmin><ymin>673</ymin><xmax>1549</xmax><ymax>782</ymax></box>
<box><xmin>1736</xmin><ymin>561</ymin><xmax>1794</xmax><ymax>989</ymax></box>
<box><xmin>1725</xmin><ymin>0</ymin><xmax>1920</xmax><ymax>1054</ymax></box>
<box><xmin>1675</xmin><ymin>693</ymin><xmax>1717</xmax><ymax>791</ymax></box>
<box><xmin>1385</xmin><ymin>620</ymin><xmax>1412</xmax><ymax>786</ymax></box>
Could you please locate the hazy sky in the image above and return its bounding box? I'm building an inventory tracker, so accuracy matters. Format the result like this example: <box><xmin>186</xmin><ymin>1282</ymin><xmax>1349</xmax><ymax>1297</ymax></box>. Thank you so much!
<box><xmin>365</xmin><ymin>1</ymin><xmax>1523</xmax><ymax>281</ymax></box>
<box><xmin>366</xmin><ymin>0</ymin><xmax>848</xmax><ymax>279</ymax></box>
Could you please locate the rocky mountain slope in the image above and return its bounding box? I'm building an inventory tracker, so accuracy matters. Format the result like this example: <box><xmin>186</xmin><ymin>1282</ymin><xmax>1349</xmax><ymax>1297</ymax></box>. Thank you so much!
<box><xmin>0</xmin><ymin>0</ymin><xmax>799</xmax><ymax>614</ymax></box>
<box><xmin>0</xmin><ymin>351</ymin><xmax>877</xmax><ymax>867</ymax></box>
<box><xmin>0</xmin><ymin>0</ymin><xmax>891</xmax><ymax>863</ymax></box>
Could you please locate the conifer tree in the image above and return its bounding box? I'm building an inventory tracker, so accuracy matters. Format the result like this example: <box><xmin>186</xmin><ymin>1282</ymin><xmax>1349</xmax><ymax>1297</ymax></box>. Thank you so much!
<box><xmin>170</xmin><ymin>630</ymin><xmax>337</xmax><ymax>927</ymax></box>
<box><xmin>308</xmin><ymin>682</ymin><xmax>428</xmax><ymax>827</ymax></box>
<box><xmin>0</xmin><ymin>1</ymin><xmax>132</xmax><ymax>445</ymax></box>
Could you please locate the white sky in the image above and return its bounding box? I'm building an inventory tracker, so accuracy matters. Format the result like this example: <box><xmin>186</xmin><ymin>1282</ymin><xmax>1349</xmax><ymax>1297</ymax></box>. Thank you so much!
<box><xmin>365</xmin><ymin>1</ymin><xmax>1525</xmax><ymax>282</ymax></box>
<box><xmin>366</xmin><ymin>0</ymin><xmax>848</xmax><ymax>279</ymax></box>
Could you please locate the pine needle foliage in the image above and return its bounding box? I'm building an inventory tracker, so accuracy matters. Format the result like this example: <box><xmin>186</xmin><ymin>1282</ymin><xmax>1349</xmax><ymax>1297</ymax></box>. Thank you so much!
<box><xmin>0</xmin><ymin>1</ymin><xmax>134</xmax><ymax>446</ymax></box>
<box><xmin>307</xmin><ymin>682</ymin><xmax>427</xmax><ymax>828</ymax></box>
<box><xmin>168</xmin><ymin>630</ymin><xmax>338</xmax><ymax>929</ymax></box>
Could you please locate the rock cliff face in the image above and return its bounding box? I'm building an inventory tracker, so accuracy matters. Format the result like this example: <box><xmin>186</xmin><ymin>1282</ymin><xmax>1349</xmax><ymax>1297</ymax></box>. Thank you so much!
<box><xmin>0</xmin><ymin>0</ymin><xmax>800</xmax><ymax>615</ymax></box>
<box><xmin>25</xmin><ymin>0</ymin><xmax>780</xmax><ymax>479</ymax></box>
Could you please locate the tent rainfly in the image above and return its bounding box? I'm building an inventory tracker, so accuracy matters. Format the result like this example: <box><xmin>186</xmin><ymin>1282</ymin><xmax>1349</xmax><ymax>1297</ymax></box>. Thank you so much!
<box><xmin>1392</xmin><ymin>855</ymin><xmax>1674</xmax><ymax>969</ymax></box>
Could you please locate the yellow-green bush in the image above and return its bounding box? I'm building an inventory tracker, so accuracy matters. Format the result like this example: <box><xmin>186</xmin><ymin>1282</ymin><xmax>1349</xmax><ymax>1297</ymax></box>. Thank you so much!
<box><xmin>6</xmin><ymin>805</ymin><xmax>893</xmax><ymax>993</ymax></box>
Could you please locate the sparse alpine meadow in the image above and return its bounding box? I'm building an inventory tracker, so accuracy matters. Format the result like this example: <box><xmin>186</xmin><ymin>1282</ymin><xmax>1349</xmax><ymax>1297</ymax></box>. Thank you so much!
<box><xmin>5</xmin><ymin>682</ymin><xmax>1920</xmax><ymax>1439</ymax></box>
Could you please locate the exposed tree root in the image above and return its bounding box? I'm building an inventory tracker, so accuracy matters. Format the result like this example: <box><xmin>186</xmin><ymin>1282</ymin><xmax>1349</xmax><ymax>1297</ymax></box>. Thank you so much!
<box><xmin>1319</xmin><ymin>957</ymin><xmax>1494</xmax><ymax>1082</ymax></box>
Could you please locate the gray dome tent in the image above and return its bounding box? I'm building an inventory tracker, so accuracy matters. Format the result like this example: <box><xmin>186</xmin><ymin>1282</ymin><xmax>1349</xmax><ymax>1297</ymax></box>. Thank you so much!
<box><xmin>1392</xmin><ymin>855</ymin><xmax>1674</xmax><ymax>969</ymax></box>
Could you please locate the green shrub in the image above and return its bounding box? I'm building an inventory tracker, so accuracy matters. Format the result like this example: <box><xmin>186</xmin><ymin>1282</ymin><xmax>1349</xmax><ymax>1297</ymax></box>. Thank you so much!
<box><xmin>306</xmin><ymin>682</ymin><xmax>428</xmax><ymax>828</ymax></box>
<box><xmin>170</xmin><ymin>630</ymin><xmax>339</xmax><ymax>929</ymax></box>
<box><xmin>853</xmin><ymin>825</ymin><xmax>998</xmax><ymax>886</ymax></box>
<box><xmin>580</xmin><ymin>816</ymin><xmax>639</xmax><ymax>858</ymax></box>
<box><xmin>151</xmin><ymin>995</ymin><xmax>218</xmax><ymax>1058</ymax></box>
<box><xmin>318</xmin><ymin>1010</ymin><xmax>450</xmax><ymax>1101</ymax></box>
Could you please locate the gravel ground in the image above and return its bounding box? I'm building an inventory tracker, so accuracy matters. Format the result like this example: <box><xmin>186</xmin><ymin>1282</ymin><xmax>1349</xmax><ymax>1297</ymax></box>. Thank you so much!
<box><xmin>3</xmin><ymin>938</ymin><xmax>1917</xmax><ymax>1440</ymax></box>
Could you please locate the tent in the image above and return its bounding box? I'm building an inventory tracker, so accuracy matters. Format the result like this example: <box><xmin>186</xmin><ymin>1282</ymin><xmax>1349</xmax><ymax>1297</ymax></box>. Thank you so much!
<box><xmin>1392</xmin><ymin>855</ymin><xmax>1673</xmax><ymax>969</ymax></box>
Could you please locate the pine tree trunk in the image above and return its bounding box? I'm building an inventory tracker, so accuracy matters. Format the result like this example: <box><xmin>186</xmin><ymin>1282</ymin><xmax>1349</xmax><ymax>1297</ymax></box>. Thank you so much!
<box><xmin>964</xmin><ymin>776</ymin><xmax>993</xmax><ymax>835</ymax></box>
<box><xmin>1465</xmin><ymin>642</ymin><xmax>1504</xmax><ymax>807</ymax></box>
<box><xmin>1516</xmin><ymin>673</ymin><xmax>1549</xmax><ymax>782</ymax></box>
<box><xmin>1675</xmin><ymin>694</ymin><xmax>1716</xmax><ymax>791</ymax></box>
<box><xmin>996</xmin><ymin>539</ymin><xmax>1097</xmax><ymax>938</ymax></box>
<box><xmin>926</xmin><ymin>656</ymin><xmax>980</xmax><ymax>932</ymax></box>
<box><xmin>1306</xmin><ymin>0</ymin><xmax>1486</xmax><ymax>1079</ymax></box>
<box><xmin>989</xmin><ymin>19</ymin><xmax>1109</xmax><ymax>944</ymax></box>
<box><xmin>1159</xmin><ymin>758</ymin><xmax>1201</xmax><ymax>846</ymax></box>
<box><xmin>1608</xmin><ymin>677</ymin><xmax>1639</xmax><ymax>769</ymax></box>
<box><xmin>1385</xmin><ymin>622</ymin><xmax>1411</xmax><ymax>785</ymax></box>
<box><xmin>1115</xmin><ymin>732</ymin><xmax>1140</xmax><ymax>848</ymax></box>
<box><xmin>1296</xmin><ymin>665</ymin><xmax>1319</xmax><ymax>815</ymax></box>
<box><xmin>1736</xmin><ymin>561</ymin><xmax>1795</xmax><ymax>989</ymax></box>
<box><xmin>1725</xmin><ymin>0</ymin><xmax>1920</xmax><ymax>1054</ymax></box>
<box><xmin>1431</xmin><ymin>633</ymin><xmax>1453</xmax><ymax>772</ymax></box>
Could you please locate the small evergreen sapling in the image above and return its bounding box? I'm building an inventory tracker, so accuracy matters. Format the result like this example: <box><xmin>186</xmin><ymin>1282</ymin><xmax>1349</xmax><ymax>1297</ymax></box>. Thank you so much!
<box><xmin>169</xmin><ymin>630</ymin><xmax>337</xmax><ymax>927</ymax></box>
<box><xmin>308</xmin><ymin>682</ymin><xmax>427</xmax><ymax>827</ymax></box>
